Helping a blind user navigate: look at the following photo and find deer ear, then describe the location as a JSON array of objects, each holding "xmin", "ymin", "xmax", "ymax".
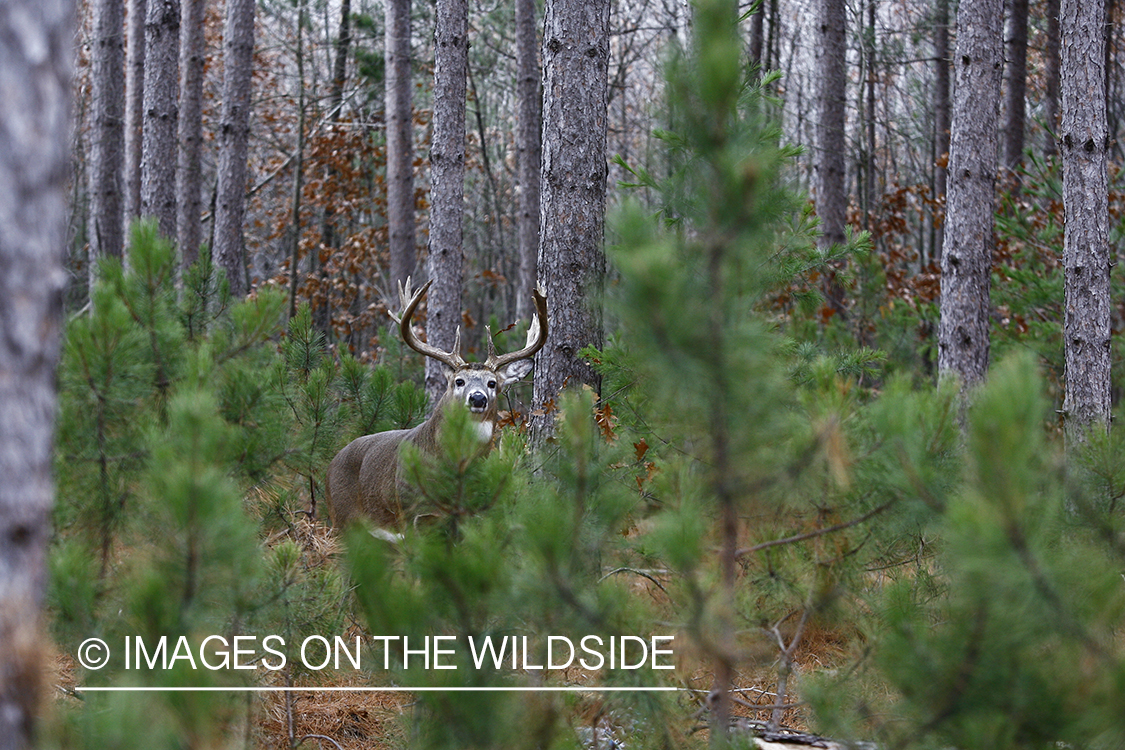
[{"xmin": 496, "ymin": 357, "xmax": 534, "ymax": 386}]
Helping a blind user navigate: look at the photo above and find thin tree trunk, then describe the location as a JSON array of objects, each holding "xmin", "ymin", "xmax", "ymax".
[
  {"xmin": 317, "ymin": 0, "xmax": 352, "ymax": 334},
  {"xmin": 288, "ymin": 0, "xmax": 308, "ymax": 320},
  {"xmin": 530, "ymin": 0, "xmax": 610, "ymax": 436},
  {"xmin": 140, "ymin": 0, "xmax": 180, "ymax": 241},
  {"xmin": 124, "ymin": 0, "xmax": 147, "ymax": 236},
  {"xmin": 0, "ymin": 3, "xmax": 72, "ymax": 749},
  {"xmin": 1061, "ymin": 0, "xmax": 1111, "ymax": 433},
  {"xmin": 425, "ymin": 0, "xmax": 468, "ymax": 402},
  {"xmin": 213, "ymin": 0, "xmax": 256, "ymax": 297},
  {"xmin": 320, "ymin": 0, "xmax": 351, "ymax": 250},
  {"xmin": 938, "ymin": 0, "xmax": 1003, "ymax": 391},
  {"xmin": 749, "ymin": 2, "xmax": 765, "ymax": 71},
  {"xmin": 177, "ymin": 0, "xmax": 205, "ymax": 268},
  {"xmin": 933, "ymin": 0, "xmax": 951, "ymax": 261},
  {"xmin": 1045, "ymin": 0, "xmax": 1061, "ymax": 156},
  {"xmin": 88, "ymin": 0, "xmax": 126, "ymax": 280},
  {"xmin": 817, "ymin": 0, "xmax": 847, "ymax": 314},
  {"xmin": 1004, "ymin": 0, "xmax": 1029, "ymax": 180},
  {"xmin": 385, "ymin": 0, "xmax": 416, "ymax": 289},
  {"xmin": 864, "ymin": 0, "xmax": 877, "ymax": 227},
  {"xmin": 515, "ymin": 0, "xmax": 542, "ymax": 320}
]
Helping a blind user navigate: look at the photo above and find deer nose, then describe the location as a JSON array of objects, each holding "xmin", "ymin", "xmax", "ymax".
[{"xmin": 468, "ymin": 392, "xmax": 488, "ymax": 410}]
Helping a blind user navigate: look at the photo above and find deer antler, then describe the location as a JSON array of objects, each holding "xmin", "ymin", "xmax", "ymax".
[
  {"xmin": 392, "ymin": 277, "xmax": 466, "ymax": 370},
  {"xmin": 487, "ymin": 284, "xmax": 549, "ymax": 370}
]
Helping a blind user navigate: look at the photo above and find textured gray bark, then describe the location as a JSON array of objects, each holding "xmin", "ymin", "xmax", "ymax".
[
  {"xmin": 938, "ymin": 0, "xmax": 1002, "ymax": 390},
  {"xmin": 177, "ymin": 0, "xmax": 205, "ymax": 267},
  {"xmin": 140, "ymin": 0, "xmax": 180, "ymax": 241},
  {"xmin": 1039, "ymin": 0, "xmax": 1057, "ymax": 158},
  {"xmin": 0, "ymin": 2, "xmax": 72, "ymax": 748},
  {"xmin": 748, "ymin": 4, "xmax": 764, "ymax": 70},
  {"xmin": 515, "ymin": 0, "xmax": 542, "ymax": 320},
  {"xmin": 863, "ymin": 0, "xmax": 877, "ymax": 223},
  {"xmin": 530, "ymin": 0, "xmax": 610, "ymax": 433},
  {"xmin": 1060, "ymin": 0, "xmax": 1111, "ymax": 432},
  {"xmin": 816, "ymin": 0, "xmax": 847, "ymax": 312},
  {"xmin": 385, "ymin": 0, "xmax": 416, "ymax": 289},
  {"xmin": 124, "ymin": 0, "xmax": 147, "ymax": 233},
  {"xmin": 88, "ymin": 0, "xmax": 126, "ymax": 274},
  {"xmin": 1045, "ymin": 0, "xmax": 1061, "ymax": 156},
  {"xmin": 213, "ymin": 0, "xmax": 256, "ymax": 297},
  {"xmin": 1003, "ymin": 0, "xmax": 1029, "ymax": 176},
  {"xmin": 424, "ymin": 0, "xmax": 468, "ymax": 402},
  {"xmin": 933, "ymin": 0, "xmax": 950, "ymax": 261}
]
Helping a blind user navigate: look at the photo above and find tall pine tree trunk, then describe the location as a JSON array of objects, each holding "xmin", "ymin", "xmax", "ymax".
[
  {"xmin": 515, "ymin": 0, "xmax": 542, "ymax": 320},
  {"xmin": 124, "ymin": 0, "xmax": 146, "ymax": 235},
  {"xmin": 177, "ymin": 0, "xmax": 205, "ymax": 268},
  {"xmin": 864, "ymin": 0, "xmax": 877, "ymax": 226},
  {"xmin": 1004, "ymin": 0, "xmax": 1029, "ymax": 180},
  {"xmin": 213, "ymin": 0, "xmax": 256, "ymax": 297},
  {"xmin": 1045, "ymin": 0, "xmax": 1061, "ymax": 156},
  {"xmin": 140, "ymin": 0, "xmax": 180, "ymax": 241},
  {"xmin": 1060, "ymin": 0, "xmax": 1110, "ymax": 433},
  {"xmin": 938, "ymin": 0, "xmax": 1002, "ymax": 391},
  {"xmin": 88, "ymin": 0, "xmax": 125, "ymax": 278},
  {"xmin": 816, "ymin": 0, "xmax": 847, "ymax": 314},
  {"xmin": 385, "ymin": 0, "xmax": 416, "ymax": 289},
  {"xmin": 933, "ymin": 0, "xmax": 951, "ymax": 261},
  {"xmin": 530, "ymin": 0, "xmax": 610, "ymax": 435},
  {"xmin": 0, "ymin": 2, "xmax": 71, "ymax": 748},
  {"xmin": 425, "ymin": 0, "xmax": 468, "ymax": 402}
]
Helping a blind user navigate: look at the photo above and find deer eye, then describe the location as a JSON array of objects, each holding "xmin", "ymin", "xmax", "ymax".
[
  {"xmin": 488, "ymin": 380, "xmax": 497, "ymax": 389},
  {"xmin": 455, "ymin": 378, "xmax": 465, "ymax": 387}
]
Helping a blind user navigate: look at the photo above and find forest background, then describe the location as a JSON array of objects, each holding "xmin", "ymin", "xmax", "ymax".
[{"xmin": 4, "ymin": 0, "xmax": 1125, "ymax": 748}]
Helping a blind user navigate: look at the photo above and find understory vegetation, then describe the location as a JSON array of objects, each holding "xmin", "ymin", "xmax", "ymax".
[{"xmin": 45, "ymin": 4, "xmax": 1125, "ymax": 749}]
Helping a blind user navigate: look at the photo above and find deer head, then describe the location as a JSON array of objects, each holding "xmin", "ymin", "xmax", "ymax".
[
  {"xmin": 392, "ymin": 277, "xmax": 548, "ymax": 429},
  {"xmin": 325, "ymin": 278, "xmax": 548, "ymax": 533}
]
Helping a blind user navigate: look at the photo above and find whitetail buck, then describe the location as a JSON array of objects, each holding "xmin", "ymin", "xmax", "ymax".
[{"xmin": 326, "ymin": 278, "xmax": 548, "ymax": 533}]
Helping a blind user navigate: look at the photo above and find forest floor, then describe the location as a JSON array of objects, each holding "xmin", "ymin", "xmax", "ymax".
[{"xmin": 48, "ymin": 516, "xmax": 852, "ymax": 750}]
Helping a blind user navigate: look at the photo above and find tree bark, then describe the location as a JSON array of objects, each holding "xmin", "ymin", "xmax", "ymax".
[
  {"xmin": 124, "ymin": 0, "xmax": 147, "ymax": 235},
  {"xmin": 1060, "ymin": 0, "xmax": 1111, "ymax": 433},
  {"xmin": 938, "ymin": 0, "xmax": 1003, "ymax": 391},
  {"xmin": 1004, "ymin": 0, "xmax": 1029, "ymax": 178},
  {"xmin": 385, "ymin": 0, "xmax": 416, "ymax": 289},
  {"xmin": 515, "ymin": 0, "xmax": 542, "ymax": 320},
  {"xmin": 140, "ymin": 0, "xmax": 180, "ymax": 242},
  {"xmin": 817, "ymin": 0, "xmax": 847, "ymax": 314},
  {"xmin": 88, "ymin": 0, "xmax": 126, "ymax": 277},
  {"xmin": 933, "ymin": 0, "xmax": 951, "ymax": 261},
  {"xmin": 1045, "ymin": 0, "xmax": 1061, "ymax": 156},
  {"xmin": 748, "ymin": 2, "xmax": 765, "ymax": 71},
  {"xmin": 864, "ymin": 0, "xmax": 877, "ymax": 226},
  {"xmin": 213, "ymin": 0, "xmax": 256, "ymax": 298},
  {"xmin": 0, "ymin": 2, "xmax": 72, "ymax": 748},
  {"xmin": 530, "ymin": 0, "xmax": 610, "ymax": 435},
  {"xmin": 177, "ymin": 0, "xmax": 206, "ymax": 268},
  {"xmin": 287, "ymin": 0, "xmax": 308, "ymax": 320},
  {"xmin": 425, "ymin": 0, "xmax": 468, "ymax": 402}
]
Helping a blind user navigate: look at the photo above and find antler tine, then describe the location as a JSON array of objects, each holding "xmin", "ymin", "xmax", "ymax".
[
  {"xmin": 393, "ymin": 277, "xmax": 465, "ymax": 370},
  {"xmin": 488, "ymin": 285, "xmax": 549, "ymax": 370},
  {"xmin": 484, "ymin": 325, "xmax": 497, "ymax": 361}
]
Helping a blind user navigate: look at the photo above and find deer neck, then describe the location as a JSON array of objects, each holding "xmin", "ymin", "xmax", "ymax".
[{"xmin": 414, "ymin": 395, "xmax": 496, "ymax": 450}]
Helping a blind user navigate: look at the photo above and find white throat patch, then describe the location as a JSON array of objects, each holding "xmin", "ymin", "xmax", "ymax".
[{"xmin": 475, "ymin": 420, "xmax": 495, "ymax": 443}]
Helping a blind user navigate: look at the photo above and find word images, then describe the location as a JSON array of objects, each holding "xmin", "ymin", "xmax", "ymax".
[{"xmin": 105, "ymin": 634, "xmax": 676, "ymax": 674}]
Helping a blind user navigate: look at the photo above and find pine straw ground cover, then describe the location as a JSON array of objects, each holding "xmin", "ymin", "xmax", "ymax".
[
  {"xmin": 246, "ymin": 518, "xmax": 852, "ymax": 749},
  {"xmin": 47, "ymin": 516, "xmax": 854, "ymax": 749}
]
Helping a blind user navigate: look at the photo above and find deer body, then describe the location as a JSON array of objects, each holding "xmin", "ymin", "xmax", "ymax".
[{"xmin": 325, "ymin": 279, "xmax": 548, "ymax": 532}]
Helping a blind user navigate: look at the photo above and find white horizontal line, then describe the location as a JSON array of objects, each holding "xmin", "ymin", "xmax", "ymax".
[{"xmin": 75, "ymin": 686, "xmax": 680, "ymax": 693}]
